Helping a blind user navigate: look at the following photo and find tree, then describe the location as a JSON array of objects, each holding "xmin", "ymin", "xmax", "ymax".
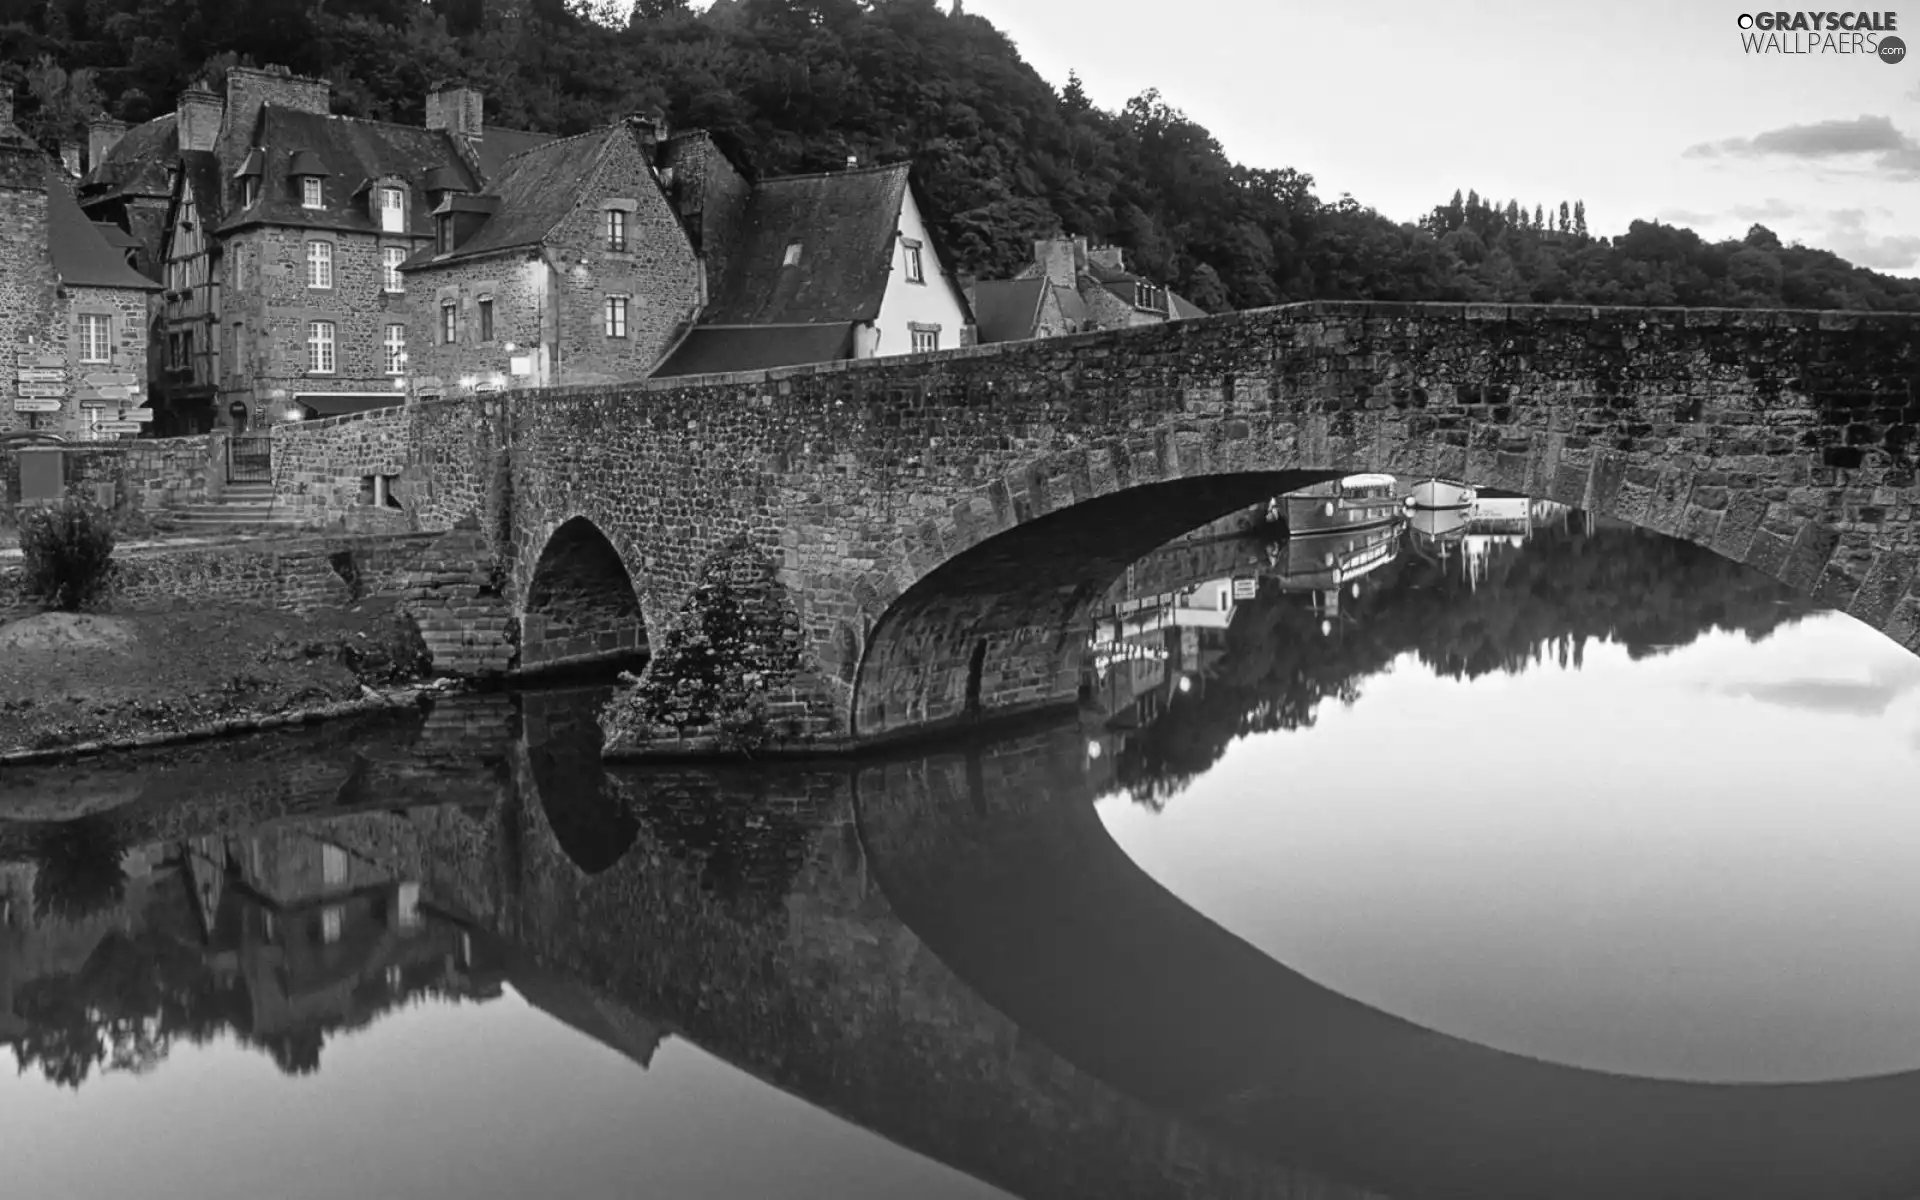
[
  {"xmin": 1534, "ymin": 203, "xmax": 1546, "ymax": 230},
  {"xmin": 1558, "ymin": 199, "xmax": 1571, "ymax": 232},
  {"xmin": 1572, "ymin": 199, "xmax": 1588, "ymax": 238}
]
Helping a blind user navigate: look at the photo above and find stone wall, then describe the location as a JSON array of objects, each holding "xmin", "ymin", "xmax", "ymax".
[
  {"xmin": 271, "ymin": 404, "xmax": 410, "ymax": 529},
  {"xmin": 396, "ymin": 519, "xmax": 515, "ymax": 677},
  {"xmin": 490, "ymin": 301, "xmax": 1920, "ymax": 748},
  {"xmin": 0, "ymin": 531, "xmax": 437, "ymax": 611},
  {"xmin": 1, "ymin": 436, "xmax": 213, "ymax": 522}
]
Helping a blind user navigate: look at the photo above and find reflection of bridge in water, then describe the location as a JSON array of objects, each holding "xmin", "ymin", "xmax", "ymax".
[{"xmin": 10, "ymin": 689, "xmax": 1920, "ymax": 1199}]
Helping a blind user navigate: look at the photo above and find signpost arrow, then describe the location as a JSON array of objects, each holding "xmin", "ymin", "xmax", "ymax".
[
  {"xmin": 12, "ymin": 397, "xmax": 62, "ymax": 413},
  {"xmin": 120, "ymin": 408, "xmax": 154, "ymax": 424},
  {"xmin": 16, "ymin": 384, "xmax": 66, "ymax": 399},
  {"xmin": 16, "ymin": 368, "xmax": 65, "ymax": 383},
  {"xmin": 81, "ymin": 371, "xmax": 138, "ymax": 387},
  {"xmin": 94, "ymin": 421, "xmax": 141, "ymax": 434}
]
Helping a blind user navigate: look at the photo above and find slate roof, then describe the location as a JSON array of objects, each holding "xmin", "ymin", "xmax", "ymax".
[
  {"xmin": 47, "ymin": 165, "xmax": 160, "ymax": 289},
  {"xmin": 971, "ymin": 277, "xmax": 1046, "ymax": 343},
  {"xmin": 652, "ymin": 323, "xmax": 855, "ymax": 378},
  {"xmin": 471, "ymin": 126, "xmax": 560, "ymax": 180},
  {"xmin": 700, "ymin": 163, "xmax": 911, "ymax": 325},
  {"xmin": 80, "ymin": 114, "xmax": 178, "ymax": 200},
  {"xmin": 407, "ymin": 128, "xmax": 618, "ymax": 268},
  {"xmin": 1169, "ymin": 291, "xmax": 1207, "ymax": 320},
  {"xmin": 218, "ymin": 106, "xmax": 478, "ymax": 236}
]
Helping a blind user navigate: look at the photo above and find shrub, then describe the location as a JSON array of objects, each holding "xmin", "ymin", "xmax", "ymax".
[
  {"xmin": 17, "ymin": 498, "xmax": 115, "ymax": 612},
  {"xmin": 602, "ymin": 580, "xmax": 780, "ymax": 752}
]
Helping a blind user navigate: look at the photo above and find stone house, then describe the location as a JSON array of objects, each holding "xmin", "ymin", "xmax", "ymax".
[
  {"xmin": 652, "ymin": 160, "xmax": 976, "ymax": 378},
  {"xmin": 400, "ymin": 119, "xmax": 704, "ymax": 394},
  {"xmin": 0, "ymin": 93, "xmax": 160, "ymax": 442},
  {"xmin": 83, "ymin": 67, "xmax": 556, "ymax": 433},
  {"xmin": 968, "ymin": 235, "xmax": 1205, "ymax": 345}
]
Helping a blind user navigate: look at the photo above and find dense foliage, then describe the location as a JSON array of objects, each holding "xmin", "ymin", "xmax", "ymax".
[
  {"xmin": 1107, "ymin": 518, "xmax": 1819, "ymax": 809},
  {"xmin": 4, "ymin": 0, "xmax": 1915, "ymax": 313},
  {"xmin": 17, "ymin": 497, "xmax": 115, "ymax": 611}
]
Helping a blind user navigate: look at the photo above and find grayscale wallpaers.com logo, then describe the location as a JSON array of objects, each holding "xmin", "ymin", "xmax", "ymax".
[{"xmin": 1735, "ymin": 11, "xmax": 1905, "ymax": 59}]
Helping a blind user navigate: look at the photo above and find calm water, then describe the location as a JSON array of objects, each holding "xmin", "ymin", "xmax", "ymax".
[{"xmin": 4, "ymin": 500, "xmax": 1919, "ymax": 1200}]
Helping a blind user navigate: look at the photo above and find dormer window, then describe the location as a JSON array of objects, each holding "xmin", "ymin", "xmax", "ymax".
[
  {"xmin": 242, "ymin": 178, "xmax": 259, "ymax": 208},
  {"xmin": 436, "ymin": 215, "xmax": 452, "ymax": 255},
  {"xmin": 783, "ymin": 241, "xmax": 802, "ymax": 267},
  {"xmin": 288, "ymin": 149, "xmax": 331, "ymax": 210},
  {"xmin": 1132, "ymin": 282, "xmax": 1164, "ymax": 312},
  {"xmin": 235, "ymin": 149, "xmax": 265, "ymax": 210},
  {"xmin": 379, "ymin": 185, "xmax": 405, "ymax": 233}
]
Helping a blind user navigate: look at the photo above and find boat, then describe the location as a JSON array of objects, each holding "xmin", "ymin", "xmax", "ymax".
[
  {"xmin": 1405, "ymin": 477, "xmax": 1477, "ymax": 510},
  {"xmin": 1279, "ymin": 473, "xmax": 1401, "ymax": 537},
  {"xmin": 1274, "ymin": 520, "xmax": 1403, "ymax": 593}
]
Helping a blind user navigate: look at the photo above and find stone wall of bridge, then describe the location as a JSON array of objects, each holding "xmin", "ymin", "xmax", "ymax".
[{"xmin": 489, "ymin": 301, "xmax": 1920, "ymax": 747}]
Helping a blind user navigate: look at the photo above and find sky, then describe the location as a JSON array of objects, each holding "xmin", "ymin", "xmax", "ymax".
[{"xmin": 948, "ymin": 0, "xmax": 1920, "ymax": 274}]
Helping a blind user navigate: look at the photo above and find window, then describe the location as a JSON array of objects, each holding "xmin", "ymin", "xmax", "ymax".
[
  {"xmin": 436, "ymin": 215, "xmax": 452, "ymax": 255},
  {"xmin": 301, "ymin": 176, "xmax": 323, "ymax": 209},
  {"xmin": 783, "ymin": 240, "xmax": 802, "ymax": 267},
  {"xmin": 606, "ymin": 208, "xmax": 627, "ymax": 252},
  {"xmin": 477, "ymin": 297, "xmax": 494, "ymax": 342},
  {"xmin": 307, "ymin": 321, "xmax": 335, "ymax": 373},
  {"xmin": 440, "ymin": 302, "xmax": 457, "ymax": 345},
  {"xmin": 604, "ymin": 296, "xmax": 628, "ymax": 338},
  {"xmin": 241, "ymin": 177, "xmax": 259, "ymax": 208},
  {"xmin": 384, "ymin": 324, "xmax": 406, "ymax": 375},
  {"xmin": 911, "ymin": 326, "xmax": 939, "ymax": 354},
  {"xmin": 321, "ymin": 906, "xmax": 343, "ymax": 945},
  {"xmin": 306, "ymin": 240, "xmax": 333, "ymax": 289},
  {"xmin": 902, "ymin": 238, "xmax": 924, "ymax": 283},
  {"xmin": 383, "ymin": 246, "xmax": 406, "ymax": 293},
  {"xmin": 323, "ymin": 845, "xmax": 348, "ymax": 887},
  {"xmin": 379, "ymin": 186, "xmax": 405, "ymax": 233},
  {"xmin": 77, "ymin": 314, "xmax": 110, "ymax": 363}
]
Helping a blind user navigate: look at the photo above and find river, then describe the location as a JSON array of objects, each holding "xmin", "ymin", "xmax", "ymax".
[{"xmin": 2, "ymin": 498, "xmax": 1916, "ymax": 1200}]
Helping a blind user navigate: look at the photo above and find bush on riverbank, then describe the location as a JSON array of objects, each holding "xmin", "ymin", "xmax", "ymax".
[{"xmin": 17, "ymin": 498, "xmax": 115, "ymax": 612}]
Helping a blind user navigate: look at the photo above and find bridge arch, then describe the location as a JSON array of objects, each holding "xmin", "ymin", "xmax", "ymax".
[
  {"xmin": 848, "ymin": 426, "xmax": 1918, "ymax": 741},
  {"xmin": 520, "ymin": 515, "xmax": 650, "ymax": 675}
]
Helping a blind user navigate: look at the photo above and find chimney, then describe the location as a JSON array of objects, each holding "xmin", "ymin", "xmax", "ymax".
[
  {"xmin": 1087, "ymin": 243, "xmax": 1125, "ymax": 272},
  {"xmin": 426, "ymin": 84, "xmax": 485, "ymax": 141},
  {"xmin": 58, "ymin": 142, "xmax": 81, "ymax": 177},
  {"xmin": 89, "ymin": 116, "xmax": 129, "ymax": 170},
  {"xmin": 846, "ymin": 154, "xmax": 858, "ymax": 170},
  {"xmin": 219, "ymin": 65, "xmax": 331, "ymax": 174},
  {"xmin": 1033, "ymin": 237, "xmax": 1077, "ymax": 289},
  {"xmin": 177, "ymin": 81, "xmax": 222, "ymax": 154}
]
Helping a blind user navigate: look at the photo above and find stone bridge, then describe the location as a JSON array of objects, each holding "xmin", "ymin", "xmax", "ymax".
[{"xmin": 375, "ymin": 301, "xmax": 1920, "ymax": 747}]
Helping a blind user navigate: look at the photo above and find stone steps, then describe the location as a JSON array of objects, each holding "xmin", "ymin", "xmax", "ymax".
[{"xmin": 160, "ymin": 484, "xmax": 309, "ymax": 529}]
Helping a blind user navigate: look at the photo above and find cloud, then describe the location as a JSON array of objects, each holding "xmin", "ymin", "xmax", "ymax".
[
  {"xmin": 1683, "ymin": 115, "xmax": 1920, "ymax": 177},
  {"xmin": 1723, "ymin": 679, "xmax": 1904, "ymax": 716},
  {"xmin": 1820, "ymin": 208, "xmax": 1920, "ymax": 268}
]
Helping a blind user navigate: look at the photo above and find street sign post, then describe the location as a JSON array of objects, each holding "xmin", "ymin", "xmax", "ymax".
[
  {"xmin": 121, "ymin": 408, "xmax": 154, "ymax": 424},
  {"xmin": 94, "ymin": 421, "xmax": 141, "ymax": 434},
  {"xmin": 12, "ymin": 397, "xmax": 62, "ymax": 413},
  {"xmin": 16, "ymin": 367, "xmax": 65, "ymax": 383},
  {"xmin": 16, "ymin": 384, "xmax": 66, "ymax": 399}
]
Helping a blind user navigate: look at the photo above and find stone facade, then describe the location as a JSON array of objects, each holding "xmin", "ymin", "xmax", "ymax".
[
  {"xmin": 226, "ymin": 224, "xmax": 419, "ymax": 420},
  {"xmin": 405, "ymin": 126, "xmax": 703, "ymax": 392},
  {"xmin": 0, "ymin": 133, "xmax": 56, "ymax": 439}
]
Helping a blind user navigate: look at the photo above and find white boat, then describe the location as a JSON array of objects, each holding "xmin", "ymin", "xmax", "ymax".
[
  {"xmin": 1405, "ymin": 477, "xmax": 1477, "ymax": 510},
  {"xmin": 1280, "ymin": 473, "xmax": 1401, "ymax": 537}
]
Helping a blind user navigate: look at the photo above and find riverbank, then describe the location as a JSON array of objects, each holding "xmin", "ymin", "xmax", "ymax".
[{"xmin": 0, "ymin": 596, "xmax": 443, "ymax": 761}]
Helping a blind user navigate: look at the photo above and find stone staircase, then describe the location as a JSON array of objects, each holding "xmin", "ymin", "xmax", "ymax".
[{"xmin": 162, "ymin": 482, "xmax": 309, "ymax": 529}]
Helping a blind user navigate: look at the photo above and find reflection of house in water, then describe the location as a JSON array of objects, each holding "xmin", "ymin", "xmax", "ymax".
[{"xmin": 1, "ymin": 826, "xmax": 508, "ymax": 1083}]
